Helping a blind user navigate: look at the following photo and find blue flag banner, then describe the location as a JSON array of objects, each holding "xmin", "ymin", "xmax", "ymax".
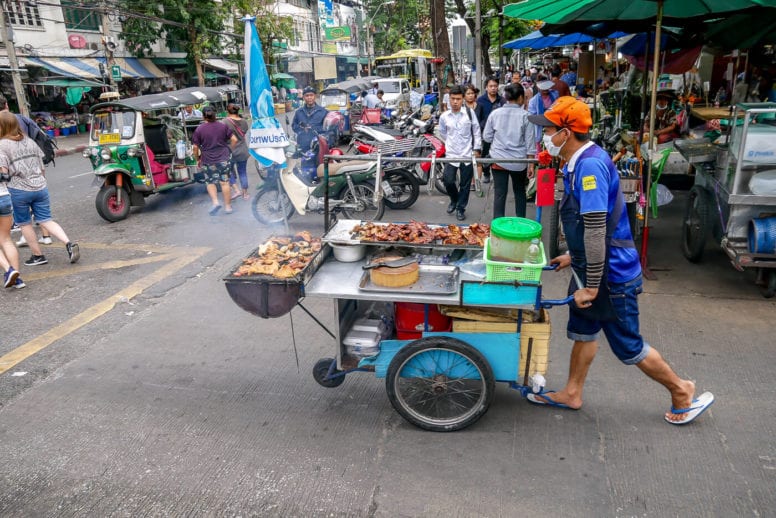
[{"xmin": 244, "ymin": 16, "xmax": 288, "ymax": 166}]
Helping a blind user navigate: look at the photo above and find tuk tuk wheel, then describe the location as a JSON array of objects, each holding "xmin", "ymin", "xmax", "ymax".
[
  {"xmin": 95, "ymin": 184, "xmax": 130, "ymax": 222},
  {"xmin": 758, "ymin": 270, "xmax": 776, "ymax": 299},
  {"xmin": 312, "ymin": 358, "xmax": 345, "ymax": 388},
  {"xmin": 385, "ymin": 337, "xmax": 495, "ymax": 432},
  {"xmin": 681, "ymin": 186, "xmax": 711, "ymax": 263}
]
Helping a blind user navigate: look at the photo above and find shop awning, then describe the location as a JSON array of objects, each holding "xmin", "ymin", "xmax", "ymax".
[
  {"xmin": 96, "ymin": 57, "xmax": 167, "ymax": 79},
  {"xmin": 22, "ymin": 57, "xmax": 100, "ymax": 79},
  {"xmin": 203, "ymin": 58, "xmax": 240, "ymax": 74},
  {"xmin": 152, "ymin": 57, "xmax": 188, "ymax": 66},
  {"xmin": 22, "ymin": 56, "xmax": 166, "ymax": 79},
  {"xmin": 27, "ymin": 77, "xmax": 106, "ymax": 87}
]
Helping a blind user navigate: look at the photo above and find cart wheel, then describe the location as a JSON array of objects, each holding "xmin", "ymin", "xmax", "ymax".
[
  {"xmin": 759, "ymin": 270, "xmax": 776, "ymax": 298},
  {"xmin": 681, "ymin": 186, "xmax": 711, "ymax": 263},
  {"xmin": 548, "ymin": 200, "xmax": 566, "ymax": 259},
  {"xmin": 312, "ymin": 358, "xmax": 345, "ymax": 388},
  {"xmin": 385, "ymin": 337, "xmax": 495, "ymax": 432}
]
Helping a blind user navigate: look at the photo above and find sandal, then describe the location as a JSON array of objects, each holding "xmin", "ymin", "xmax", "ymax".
[{"xmin": 242, "ymin": 191, "xmax": 250, "ymax": 200}]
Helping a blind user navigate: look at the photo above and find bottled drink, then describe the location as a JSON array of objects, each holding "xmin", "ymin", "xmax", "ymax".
[
  {"xmin": 176, "ymin": 140, "xmax": 186, "ymax": 160},
  {"xmin": 525, "ymin": 238, "xmax": 541, "ymax": 264}
]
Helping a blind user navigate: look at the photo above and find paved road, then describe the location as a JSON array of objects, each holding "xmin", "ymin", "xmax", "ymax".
[{"xmin": 1, "ymin": 153, "xmax": 774, "ymax": 516}]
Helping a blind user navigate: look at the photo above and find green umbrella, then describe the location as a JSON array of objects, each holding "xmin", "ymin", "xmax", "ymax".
[{"xmin": 504, "ymin": 0, "xmax": 776, "ymax": 274}]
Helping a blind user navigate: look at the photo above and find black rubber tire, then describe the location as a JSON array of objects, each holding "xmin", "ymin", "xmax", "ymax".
[
  {"xmin": 339, "ymin": 181, "xmax": 385, "ymax": 220},
  {"xmin": 95, "ymin": 184, "xmax": 130, "ymax": 222},
  {"xmin": 383, "ymin": 168, "xmax": 421, "ymax": 210},
  {"xmin": 433, "ymin": 163, "xmax": 447, "ymax": 195},
  {"xmin": 312, "ymin": 358, "xmax": 345, "ymax": 388},
  {"xmin": 681, "ymin": 185, "xmax": 711, "ymax": 263},
  {"xmin": 385, "ymin": 337, "xmax": 495, "ymax": 432},
  {"xmin": 548, "ymin": 200, "xmax": 566, "ymax": 259},
  {"xmin": 254, "ymin": 158, "xmax": 269, "ymax": 181},
  {"xmin": 251, "ymin": 187, "xmax": 295, "ymax": 225},
  {"xmin": 759, "ymin": 270, "xmax": 776, "ymax": 299}
]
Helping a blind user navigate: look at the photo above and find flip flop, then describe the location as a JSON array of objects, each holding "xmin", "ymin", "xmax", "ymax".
[
  {"xmin": 526, "ymin": 391, "xmax": 576, "ymax": 410},
  {"xmin": 209, "ymin": 205, "xmax": 222, "ymax": 216},
  {"xmin": 664, "ymin": 391, "xmax": 715, "ymax": 425},
  {"xmin": 224, "ymin": 208, "xmax": 233, "ymax": 214}
]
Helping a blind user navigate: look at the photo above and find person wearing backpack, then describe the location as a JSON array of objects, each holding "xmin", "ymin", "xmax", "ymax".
[
  {"xmin": 0, "ymin": 112, "xmax": 79, "ymax": 267},
  {"xmin": 438, "ymin": 85, "xmax": 482, "ymax": 221},
  {"xmin": 0, "ymin": 95, "xmax": 54, "ymax": 247},
  {"xmin": 222, "ymin": 104, "xmax": 251, "ymax": 201}
]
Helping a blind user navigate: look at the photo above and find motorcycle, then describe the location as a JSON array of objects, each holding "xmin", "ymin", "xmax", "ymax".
[
  {"xmin": 350, "ymin": 111, "xmax": 447, "ymax": 196},
  {"xmin": 251, "ymin": 135, "xmax": 385, "ymax": 225}
]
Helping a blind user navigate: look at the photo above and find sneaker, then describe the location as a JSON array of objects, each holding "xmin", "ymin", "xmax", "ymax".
[
  {"xmin": 11, "ymin": 223, "xmax": 20, "ymax": 233},
  {"xmin": 16, "ymin": 235, "xmax": 28, "ymax": 247},
  {"xmin": 24, "ymin": 254, "xmax": 48, "ymax": 266},
  {"xmin": 38, "ymin": 236, "xmax": 53, "ymax": 245},
  {"xmin": 66, "ymin": 242, "xmax": 80, "ymax": 264},
  {"xmin": 446, "ymin": 202, "xmax": 456, "ymax": 214},
  {"xmin": 4, "ymin": 267, "xmax": 19, "ymax": 288},
  {"xmin": 482, "ymin": 174, "xmax": 491, "ymax": 184},
  {"xmin": 456, "ymin": 209, "xmax": 466, "ymax": 221},
  {"xmin": 14, "ymin": 277, "xmax": 26, "ymax": 289}
]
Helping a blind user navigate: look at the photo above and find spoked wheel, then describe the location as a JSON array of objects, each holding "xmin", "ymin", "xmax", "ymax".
[
  {"xmin": 758, "ymin": 269, "xmax": 776, "ymax": 299},
  {"xmin": 339, "ymin": 181, "xmax": 385, "ymax": 220},
  {"xmin": 251, "ymin": 188, "xmax": 295, "ymax": 224},
  {"xmin": 95, "ymin": 184, "xmax": 130, "ymax": 222},
  {"xmin": 681, "ymin": 185, "xmax": 711, "ymax": 262},
  {"xmin": 548, "ymin": 199, "xmax": 566, "ymax": 259},
  {"xmin": 382, "ymin": 168, "xmax": 420, "ymax": 210},
  {"xmin": 313, "ymin": 358, "xmax": 345, "ymax": 388},
  {"xmin": 385, "ymin": 337, "xmax": 495, "ymax": 432}
]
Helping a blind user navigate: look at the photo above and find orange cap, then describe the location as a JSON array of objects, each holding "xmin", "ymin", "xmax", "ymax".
[{"xmin": 528, "ymin": 96, "xmax": 593, "ymax": 133}]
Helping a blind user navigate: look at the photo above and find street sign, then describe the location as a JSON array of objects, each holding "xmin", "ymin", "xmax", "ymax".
[{"xmin": 111, "ymin": 65, "xmax": 121, "ymax": 81}]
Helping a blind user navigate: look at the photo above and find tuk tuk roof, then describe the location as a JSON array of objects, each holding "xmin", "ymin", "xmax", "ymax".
[
  {"xmin": 326, "ymin": 78, "xmax": 374, "ymax": 94},
  {"xmin": 89, "ymin": 85, "xmax": 238, "ymax": 113}
]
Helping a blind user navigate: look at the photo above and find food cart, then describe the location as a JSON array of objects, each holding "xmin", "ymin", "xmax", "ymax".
[
  {"xmin": 224, "ymin": 220, "xmax": 573, "ymax": 432},
  {"xmin": 676, "ymin": 102, "xmax": 776, "ymax": 297}
]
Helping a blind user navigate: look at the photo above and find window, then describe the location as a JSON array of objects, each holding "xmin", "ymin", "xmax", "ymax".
[
  {"xmin": 61, "ymin": 1, "xmax": 100, "ymax": 31},
  {"xmin": 6, "ymin": 0, "xmax": 42, "ymax": 27}
]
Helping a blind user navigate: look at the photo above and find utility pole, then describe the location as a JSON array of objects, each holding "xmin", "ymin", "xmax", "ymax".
[
  {"xmin": 100, "ymin": 1, "xmax": 116, "ymax": 89},
  {"xmin": 474, "ymin": 0, "xmax": 482, "ymax": 91},
  {"xmin": 1, "ymin": 1, "xmax": 30, "ymax": 116}
]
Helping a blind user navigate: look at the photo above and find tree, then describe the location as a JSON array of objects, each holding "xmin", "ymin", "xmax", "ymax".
[{"xmin": 117, "ymin": 1, "xmax": 291, "ymax": 86}]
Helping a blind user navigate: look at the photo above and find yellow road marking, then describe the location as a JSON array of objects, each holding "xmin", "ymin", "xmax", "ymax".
[
  {"xmin": 24, "ymin": 254, "xmax": 177, "ymax": 281},
  {"xmin": 0, "ymin": 246, "xmax": 211, "ymax": 375}
]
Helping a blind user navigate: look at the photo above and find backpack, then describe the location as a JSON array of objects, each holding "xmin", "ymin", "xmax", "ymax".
[{"xmin": 33, "ymin": 127, "xmax": 58, "ymax": 166}]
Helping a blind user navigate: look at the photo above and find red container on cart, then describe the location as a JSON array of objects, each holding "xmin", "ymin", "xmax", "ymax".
[{"xmin": 394, "ymin": 302, "xmax": 452, "ymax": 340}]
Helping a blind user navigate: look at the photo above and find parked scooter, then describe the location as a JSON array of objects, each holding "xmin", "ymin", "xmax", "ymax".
[{"xmin": 251, "ymin": 137, "xmax": 385, "ymax": 225}]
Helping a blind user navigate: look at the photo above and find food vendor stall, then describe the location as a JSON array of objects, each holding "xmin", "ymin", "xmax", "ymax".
[
  {"xmin": 677, "ymin": 102, "xmax": 776, "ymax": 297},
  {"xmin": 224, "ymin": 215, "xmax": 575, "ymax": 432}
]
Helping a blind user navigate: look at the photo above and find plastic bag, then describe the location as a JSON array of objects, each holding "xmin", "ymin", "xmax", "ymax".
[{"xmin": 656, "ymin": 184, "xmax": 674, "ymax": 206}]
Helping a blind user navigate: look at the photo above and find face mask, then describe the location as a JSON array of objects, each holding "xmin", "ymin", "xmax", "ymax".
[
  {"xmin": 543, "ymin": 129, "xmax": 567, "ymax": 157},
  {"xmin": 656, "ymin": 102, "xmax": 668, "ymax": 110}
]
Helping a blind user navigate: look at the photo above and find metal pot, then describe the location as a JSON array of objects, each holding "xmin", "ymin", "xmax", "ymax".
[{"xmin": 331, "ymin": 243, "xmax": 367, "ymax": 262}]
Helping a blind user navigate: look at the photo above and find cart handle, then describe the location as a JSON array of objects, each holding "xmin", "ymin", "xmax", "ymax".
[{"xmin": 540, "ymin": 295, "xmax": 574, "ymax": 309}]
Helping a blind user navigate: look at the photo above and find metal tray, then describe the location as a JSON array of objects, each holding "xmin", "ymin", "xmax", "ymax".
[
  {"xmin": 674, "ymin": 138, "xmax": 717, "ymax": 164},
  {"xmin": 323, "ymin": 219, "xmax": 486, "ymax": 250},
  {"xmin": 358, "ymin": 264, "xmax": 459, "ymax": 294}
]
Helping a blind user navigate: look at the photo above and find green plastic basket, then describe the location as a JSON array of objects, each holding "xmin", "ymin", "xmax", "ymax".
[{"xmin": 484, "ymin": 238, "xmax": 546, "ymax": 282}]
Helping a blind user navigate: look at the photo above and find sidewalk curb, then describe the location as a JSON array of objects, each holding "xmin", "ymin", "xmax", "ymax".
[{"xmin": 56, "ymin": 145, "xmax": 87, "ymax": 158}]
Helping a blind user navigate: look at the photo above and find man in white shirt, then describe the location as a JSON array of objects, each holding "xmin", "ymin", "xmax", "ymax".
[
  {"xmin": 438, "ymin": 85, "xmax": 482, "ymax": 221},
  {"xmin": 364, "ymin": 90, "xmax": 382, "ymax": 108}
]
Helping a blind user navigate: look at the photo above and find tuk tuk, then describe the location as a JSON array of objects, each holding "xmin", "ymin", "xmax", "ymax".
[
  {"xmin": 320, "ymin": 78, "xmax": 379, "ymax": 140},
  {"xmin": 85, "ymin": 92, "xmax": 197, "ymax": 222}
]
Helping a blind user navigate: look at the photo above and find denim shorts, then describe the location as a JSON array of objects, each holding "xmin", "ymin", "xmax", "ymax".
[
  {"xmin": 567, "ymin": 275, "xmax": 650, "ymax": 365},
  {"xmin": 0, "ymin": 195, "xmax": 12, "ymax": 217},
  {"xmin": 8, "ymin": 187, "xmax": 52, "ymax": 225},
  {"xmin": 201, "ymin": 161, "xmax": 231, "ymax": 185}
]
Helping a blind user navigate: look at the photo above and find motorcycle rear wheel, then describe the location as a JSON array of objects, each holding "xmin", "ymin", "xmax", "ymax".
[
  {"xmin": 339, "ymin": 181, "xmax": 384, "ymax": 220},
  {"xmin": 383, "ymin": 168, "xmax": 420, "ymax": 210}
]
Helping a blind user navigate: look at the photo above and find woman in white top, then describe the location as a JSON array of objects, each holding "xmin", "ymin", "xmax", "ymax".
[{"xmin": 0, "ymin": 112, "xmax": 79, "ymax": 269}]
